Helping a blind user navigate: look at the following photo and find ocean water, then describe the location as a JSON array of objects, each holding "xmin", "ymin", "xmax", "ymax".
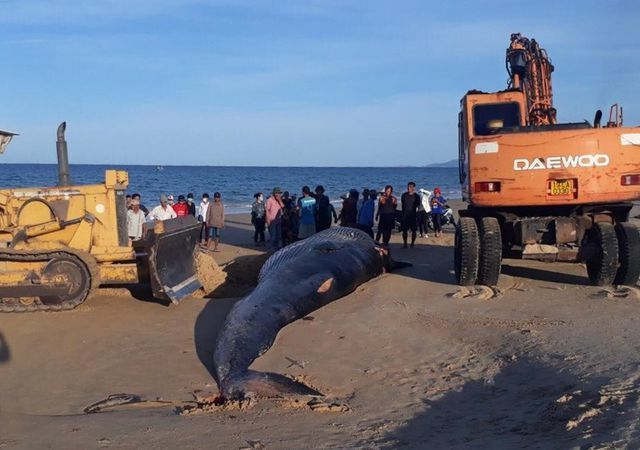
[{"xmin": 0, "ymin": 164, "xmax": 460, "ymax": 213}]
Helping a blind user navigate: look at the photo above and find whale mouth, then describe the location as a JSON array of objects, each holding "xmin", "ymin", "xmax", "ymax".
[{"xmin": 223, "ymin": 370, "xmax": 323, "ymax": 400}]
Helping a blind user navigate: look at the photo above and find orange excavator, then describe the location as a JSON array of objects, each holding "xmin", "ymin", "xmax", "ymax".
[{"xmin": 455, "ymin": 33, "xmax": 640, "ymax": 287}]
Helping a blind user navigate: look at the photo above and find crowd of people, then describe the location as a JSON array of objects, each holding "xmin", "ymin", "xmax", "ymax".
[
  {"xmin": 125, "ymin": 182, "xmax": 452, "ymax": 254},
  {"xmin": 125, "ymin": 191, "xmax": 226, "ymax": 252},
  {"xmin": 250, "ymin": 182, "xmax": 452, "ymax": 252}
]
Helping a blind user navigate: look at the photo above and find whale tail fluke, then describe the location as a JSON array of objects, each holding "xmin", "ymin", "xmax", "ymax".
[{"xmin": 225, "ymin": 370, "xmax": 323, "ymax": 399}]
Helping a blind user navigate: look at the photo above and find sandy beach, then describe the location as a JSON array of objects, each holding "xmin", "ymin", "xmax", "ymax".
[{"xmin": 2, "ymin": 201, "xmax": 640, "ymax": 448}]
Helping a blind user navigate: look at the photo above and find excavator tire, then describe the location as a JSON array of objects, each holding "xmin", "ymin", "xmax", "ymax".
[
  {"xmin": 586, "ymin": 222, "xmax": 619, "ymax": 286},
  {"xmin": 478, "ymin": 217, "xmax": 502, "ymax": 286},
  {"xmin": 455, "ymin": 217, "xmax": 480, "ymax": 286},
  {"xmin": 614, "ymin": 222, "xmax": 640, "ymax": 286}
]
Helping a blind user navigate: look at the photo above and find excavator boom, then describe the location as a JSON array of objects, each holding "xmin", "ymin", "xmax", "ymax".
[{"xmin": 506, "ymin": 33, "xmax": 556, "ymax": 126}]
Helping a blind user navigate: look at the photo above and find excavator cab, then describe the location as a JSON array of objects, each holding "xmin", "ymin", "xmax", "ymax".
[{"xmin": 457, "ymin": 90, "xmax": 527, "ymax": 201}]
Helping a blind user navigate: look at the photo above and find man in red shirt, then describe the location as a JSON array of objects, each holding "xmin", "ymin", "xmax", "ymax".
[{"xmin": 173, "ymin": 195, "xmax": 189, "ymax": 217}]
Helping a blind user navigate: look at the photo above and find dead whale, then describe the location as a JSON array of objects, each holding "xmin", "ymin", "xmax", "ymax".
[{"xmin": 213, "ymin": 227, "xmax": 411, "ymax": 399}]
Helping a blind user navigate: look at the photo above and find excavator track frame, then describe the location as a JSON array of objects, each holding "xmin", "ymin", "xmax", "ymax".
[{"xmin": 0, "ymin": 249, "xmax": 98, "ymax": 313}]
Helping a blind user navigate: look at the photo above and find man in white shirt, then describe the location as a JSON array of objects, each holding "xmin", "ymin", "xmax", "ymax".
[
  {"xmin": 147, "ymin": 194, "xmax": 177, "ymax": 221},
  {"xmin": 417, "ymin": 188, "xmax": 432, "ymax": 238},
  {"xmin": 198, "ymin": 193, "xmax": 210, "ymax": 245},
  {"xmin": 127, "ymin": 199, "xmax": 146, "ymax": 243}
]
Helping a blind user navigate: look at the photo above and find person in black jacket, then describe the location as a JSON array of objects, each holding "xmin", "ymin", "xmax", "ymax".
[
  {"xmin": 314, "ymin": 185, "xmax": 338, "ymax": 232},
  {"xmin": 377, "ymin": 185, "xmax": 397, "ymax": 246},
  {"xmin": 400, "ymin": 182, "xmax": 421, "ymax": 248},
  {"xmin": 186, "ymin": 193, "xmax": 197, "ymax": 216}
]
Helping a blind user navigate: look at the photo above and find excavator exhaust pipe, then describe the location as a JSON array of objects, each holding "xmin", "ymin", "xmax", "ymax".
[{"xmin": 56, "ymin": 122, "xmax": 71, "ymax": 187}]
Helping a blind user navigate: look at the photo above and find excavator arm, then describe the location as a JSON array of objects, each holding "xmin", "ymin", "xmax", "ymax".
[{"xmin": 506, "ymin": 33, "xmax": 557, "ymax": 126}]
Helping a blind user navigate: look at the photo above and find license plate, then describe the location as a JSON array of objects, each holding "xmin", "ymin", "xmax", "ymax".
[{"xmin": 550, "ymin": 180, "xmax": 573, "ymax": 196}]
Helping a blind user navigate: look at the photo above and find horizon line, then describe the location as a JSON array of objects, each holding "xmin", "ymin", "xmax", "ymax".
[{"xmin": 0, "ymin": 162, "xmax": 457, "ymax": 169}]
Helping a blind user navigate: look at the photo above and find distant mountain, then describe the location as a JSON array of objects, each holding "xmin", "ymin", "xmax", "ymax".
[{"xmin": 425, "ymin": 159, "xmax": 458, "ymax": 168}]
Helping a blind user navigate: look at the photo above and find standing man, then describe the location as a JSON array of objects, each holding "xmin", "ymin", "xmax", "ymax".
[
  {"xmin": 186, "ymin": 193, "xmax": 197, "ymax": 217},
  {"xmin": 131, "ymin": 193, "xmax": 148, "ymax": 215},
  {"xmin": 147, "ymin": 194, "xmax": 177, "ymax": 221},
  {"xmin": 417, "ymin": 188, "xmax": 432, "ymax": 238},
  {"xmin": 297, "ymin": 186, "xmax": 317, "ymax": 239},
  {"xmin": 356, "ymin": 189, "xmax": 375, "ymax": 238},
  {"xmin": 251, "ymin": 192, "xmax": 266, "ymax": 245},
  {"xmin": 400, "ymin": 181, "xmax": 421, "ymax": 248},
  {"xmin": 314, "ymin": 185, "xmax": 337, "ymax": 232},
  {"xmin": 206, "ymin": 192, "xmax": 224, "ymax": 252},
  {"xmin": 338, "ymin": 189, "xmax": 359, "ymax": 228},
  {"xmin": 198, "ymin": 193, "xmax": 210, "ymax": 246},
  {"xmin": 377, "ymin": 185, "xmax": 397, "ymax": 247},
  {"xmin": 173, "ymin": 195, "xmax": 189, "ymax": 217},
  {"xmin": 127, "ymin": 198, "xmax": 146, "ymax": 243},
  {"xmin": 266, "ymin": 187, "xmax": 285, "ymax": 252}
]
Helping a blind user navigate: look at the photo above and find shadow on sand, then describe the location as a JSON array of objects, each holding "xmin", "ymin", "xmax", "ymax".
[
  {"xmin": 379, "ymin": 356, "xmax": 636, "ymax": 448},
  {"xmin": 194, "ymin": 297, "xmax": 242, "ymax": 383},
  {"xmin": 386, "ymin": 240, "xmax": 457, "ymax": 286},
  {"xmin": 193, "ymin": 252, "xmax": 268, "ymax": 382},
  {"xmin": 0, "ymin": 332, "xmax": 10, "ymax": 364},
  {"xmin": 501, "ymin": 264, "xmax": 590, "ymax": 286}
]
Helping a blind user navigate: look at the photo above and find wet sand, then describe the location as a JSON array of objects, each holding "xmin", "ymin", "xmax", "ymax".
[{"xmin": 2, "ymin": 202, "xmax": 640, "ymax": 448}]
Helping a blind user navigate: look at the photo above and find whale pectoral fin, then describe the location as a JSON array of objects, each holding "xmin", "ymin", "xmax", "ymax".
[
  {"xmin": 376, "ymin": 246, "xmax": 412, "ymax": 273},
  {"xmin": 317, "ymin": 277, "xmax": 335, "ymax": 294},
  {"xmin": 230, "ymin": 370, "xmax": 323, "ymax": 399},
  {"xmin": 390, "ymin": 259, "xmax": 413, "ymax": 271}
]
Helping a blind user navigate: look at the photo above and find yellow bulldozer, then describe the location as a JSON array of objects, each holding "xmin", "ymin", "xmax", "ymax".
[{"xmin": 0, "ymin": 122, "xmax": 217, "ymax": 312}]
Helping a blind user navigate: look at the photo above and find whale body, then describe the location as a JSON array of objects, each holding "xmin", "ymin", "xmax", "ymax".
[{"xmin": 213, "ymin": 227, "xmax": 410, "ymax": 399}]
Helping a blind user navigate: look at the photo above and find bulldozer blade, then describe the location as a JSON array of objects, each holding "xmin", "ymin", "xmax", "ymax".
[{"xmin": 147, "ymin": 216, "xmax": 202, "ymax": 304}]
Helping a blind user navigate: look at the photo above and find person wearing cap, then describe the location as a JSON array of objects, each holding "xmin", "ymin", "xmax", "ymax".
[
  {"xmin": 266, "ymin": 187, "xmax": 285, "ymax": 252},
  {"xmin": 206, "ymin": 192, "xmax": 225, "ymax": 252},
  {"xmin": 167, "ymin": 194, "xmax": 175, "ymax": 207},
  {"xmin": 173, "ymin": 195, "xmax": 189, "ymax": 217},
  {"xmin": 147, "ymin": 194, "xmax": 177, "ymax": 221},
  {"xmin": 297, "ymin": 186, "xmax": 317, "ymax": 239},
  {"xmin": 127, "ymin": 198, "xmax": 146, "ymax": 243},
  {"xmin": 186, "ymin": 193, "xmax": 196, "ymax": 217},
  {"xmin": 430, "ymin": 187, "xmax": 447, "ymax": 237},
  {"xmin": 198, "ymin": 193, "xmax": 210, "ymax": 245},
  {"xmin": 314, "ymin": 185, "xmax": 337, "ymax": 232}
]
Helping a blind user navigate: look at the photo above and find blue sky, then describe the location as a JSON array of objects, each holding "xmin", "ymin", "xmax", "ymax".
[{"xmin": 1, "ymin": 0, "xmax": 638, "ymax": 166}]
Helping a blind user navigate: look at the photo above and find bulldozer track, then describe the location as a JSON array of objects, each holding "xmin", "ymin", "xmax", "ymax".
[{"xmin": 0, "ymin": 249, "xmax": 98, "ymax": 313}]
